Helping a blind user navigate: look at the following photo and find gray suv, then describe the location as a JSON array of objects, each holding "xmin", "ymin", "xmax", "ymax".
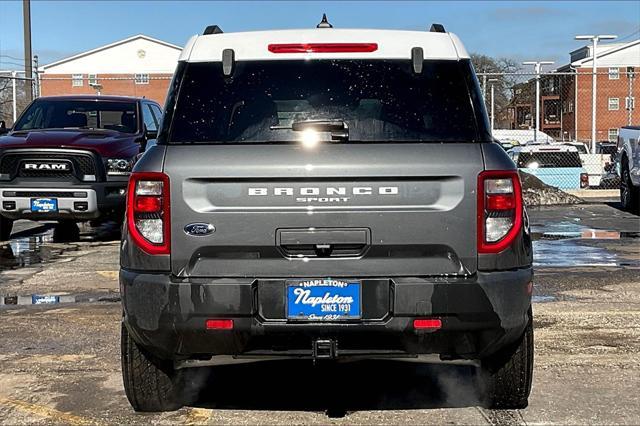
[{"xmin": 120, "ymin": 23, "xmax": 534, "ymax": 412}]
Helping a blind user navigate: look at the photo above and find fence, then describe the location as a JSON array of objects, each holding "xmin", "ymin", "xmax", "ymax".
[
  {"xmin": 1, "ymin": 70, "xmax": 636, "ymax": 191},
  {"xmin": 0, "ymin": 72, "xmax": 33, "ymax": 127},
  {"xmin": 478, "ymin": 70, "xmax": 637, "ymax": 190}
]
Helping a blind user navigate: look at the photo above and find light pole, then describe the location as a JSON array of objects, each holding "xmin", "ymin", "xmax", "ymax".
[
  {"xmin": 575, "ymin": 34, "xmax": 617, "ymax": 152},
  {"xmin": 11, "ymin": 71, "xmax": 17, "ymax": 123},
  {"xmin": 523, "ymin": 61, "xmax": 554, "ymax": 142},
  {"xmin": 488, "ymin": 78, "xmax": 499, "ymax": 134}
]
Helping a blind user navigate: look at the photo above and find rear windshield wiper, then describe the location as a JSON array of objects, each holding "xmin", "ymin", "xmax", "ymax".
[{"xmin": 270, "ymin": 119, "xmax": 349, "ymax": 142}]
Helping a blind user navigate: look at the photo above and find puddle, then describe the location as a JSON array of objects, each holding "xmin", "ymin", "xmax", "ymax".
[
  {"xmin": 532, "ymin": 295, "xmax": 556, "ymax": 303},
  {"xmin": 0, "ymin": 292, "xmax": 120, "ymax": 307},
  {"xmin": 0, "ymin": 231, "xmax": 66, "ymax": 270},
  {"xmin": 0, "ymin": 221, "xmax": 120, "ymax": 272},
  {"xmin": 531, "ymin": 221, "xmax": 640, "ymax": 267}
]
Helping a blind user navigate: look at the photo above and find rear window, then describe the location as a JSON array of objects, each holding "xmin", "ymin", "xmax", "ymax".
[
  {"xmin": 516, "ymin": 152, "xmax": 582, "ymax": 168},
  {"xmin": 14, "ymin": 100, "xmax": 138, "ymax": 133},
  {"xmin": 168, "ymin": 59, "xmax": 487, "ymax": 144}
]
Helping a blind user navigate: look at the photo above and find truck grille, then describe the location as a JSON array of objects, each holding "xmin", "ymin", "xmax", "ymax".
[{"xmin": 0, "ymin": 152, "xmax": 97, "ymax": 180}]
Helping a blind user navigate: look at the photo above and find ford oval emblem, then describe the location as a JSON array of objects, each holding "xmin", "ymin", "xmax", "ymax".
[{"xmin": 184, "ymin": 223, "xmax": 215, "ymax": 236}]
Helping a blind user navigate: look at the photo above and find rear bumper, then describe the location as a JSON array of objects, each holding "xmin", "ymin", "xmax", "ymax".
[
  {"xmin": 0, "ymin": 182, "xmax": 126, "ymax": 220},
  {"xmin": 121, "ymin": 268, "xmax": 533, "ymax": 363}
]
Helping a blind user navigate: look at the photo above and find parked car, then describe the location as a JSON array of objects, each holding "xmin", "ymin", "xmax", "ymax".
[
  {"xmin": 509, "ymin": 145, "xmax": 588, "ymax": 190},
  {"xmin": 616, "ymin": 126, "xmax": 640, "ymax": 213},
  {"xmin": 120, "ymin": 22, "xmax": 534, "ymax": 411},
  {"xmin": 0, "ymin": 95, "xmax": 162, "ymax": 241}
]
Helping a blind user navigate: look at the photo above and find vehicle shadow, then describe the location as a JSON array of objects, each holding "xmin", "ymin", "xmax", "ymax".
[{"xmin": 184, "ymin": 359, "xmax": 485, "ymax": 414}]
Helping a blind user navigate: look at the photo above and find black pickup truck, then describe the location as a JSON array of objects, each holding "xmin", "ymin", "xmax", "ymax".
[{"xmin": 0, "ymin": 95, "xmax": 162, "ymax": 240}]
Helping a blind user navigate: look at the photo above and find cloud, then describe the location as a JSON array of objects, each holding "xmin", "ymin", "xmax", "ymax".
[{"xmin": 490, "ymin": 6, "xmax": 563, "ymax": 21}]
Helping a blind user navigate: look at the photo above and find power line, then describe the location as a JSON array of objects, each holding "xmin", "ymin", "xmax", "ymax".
[{"xmin": 0, "ymin": 54, "xmax": 25, "ymax": 61}]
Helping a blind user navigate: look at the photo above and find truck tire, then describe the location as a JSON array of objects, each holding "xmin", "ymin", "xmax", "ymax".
[
  {"xmin": 621, "ymin": 158, "xmax": 640, "ymax": 214},
  {"xmin": 482, "ymin": 313, "xmax": 534, "ymax": 409},
  {"xmin": 0, "ymin": 215, "xmax": 13, "ymax": 241},
  {"xmin": 121, "ymin": 323, "xmax": 184, "ymax": 412}
]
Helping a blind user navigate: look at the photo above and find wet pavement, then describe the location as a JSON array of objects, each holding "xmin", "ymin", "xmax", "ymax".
[{"xmin": 0, "ymin": 202, "xmax": 639, "ymax": 424}]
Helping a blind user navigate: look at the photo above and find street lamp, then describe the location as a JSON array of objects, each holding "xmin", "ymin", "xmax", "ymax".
[
  {"xmin": 523, "ymin": 61, "xmax": 554, "ymax": 142},
  {"xmin": 575, "ymin": 34, "xmax": 618, "ymax": 152},
  {"xmin": 488, "ymin": 78, "xmax": 499, "ymax": 134}
]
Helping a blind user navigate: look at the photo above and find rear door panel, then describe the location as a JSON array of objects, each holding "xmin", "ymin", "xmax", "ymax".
[{"xmin": 165, "ymin": 143, "xmax": 483, "ymax": 278}]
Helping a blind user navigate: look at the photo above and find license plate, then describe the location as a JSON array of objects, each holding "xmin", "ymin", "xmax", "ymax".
[
  {"xmin": 287, "ymin": 279, "xmax": 361, "ymax": 321},
  {"xmin": 31, "ymin": 198, "xmax": 58, "ymax": 212}
]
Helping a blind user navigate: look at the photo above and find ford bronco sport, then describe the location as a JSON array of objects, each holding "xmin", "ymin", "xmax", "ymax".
[
  {"xmin": 120, "ymin": 22, "xmax": 534, "ymax": 411},
  {"xmin": 0, "ymin": 95, "xmax": 162, "ymax": 241}
]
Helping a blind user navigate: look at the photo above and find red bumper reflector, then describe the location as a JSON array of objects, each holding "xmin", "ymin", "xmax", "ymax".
[
  {"xmin": 413, "ymin": 318, "xmax": 442, "ymax": 330},
  {"xmin": 205, "ymin": 319, "xmax": 234, "ymax": 330},
  {"xmin": 268, "ymin": 43, "xmax": 378, "ymax": 54}
]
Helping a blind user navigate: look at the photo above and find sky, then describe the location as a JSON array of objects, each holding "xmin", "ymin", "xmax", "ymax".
[{"xmin": 0, "ymin": 0, "xmax": 639, "ymax": 71}]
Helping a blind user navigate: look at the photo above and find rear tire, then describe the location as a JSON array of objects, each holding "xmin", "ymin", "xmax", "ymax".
[
  {"xmin": 0, "ymin": 215, "xmax": 13, "ymax": 241},
  {"xmin": 481, "ymin": 313, "xmax": 534, "ymax": 409},
  {"xmin": 121, "ymin": 323, "xmax": 184, "ymax": 412},
  {"xmin": 620, "ymin": 158, "xmax": 640, "ymax": 214}
]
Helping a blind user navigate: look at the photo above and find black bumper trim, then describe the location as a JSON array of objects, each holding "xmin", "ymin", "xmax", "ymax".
[{"xmin": 121, "ymin": 268, "xmax": 532, "ymax": 361}]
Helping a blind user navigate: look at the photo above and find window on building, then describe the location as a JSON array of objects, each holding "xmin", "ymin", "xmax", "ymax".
[
  {"xmin": 71, "ymin": 74, "xmax": 83, "ymax": 87},
  {"xmin": 626, "ymin": 97, "xmax": 636, "ymax": 111},
  {"xmin": 608, "ymin": 128, "xmax": 619, "ymax": 142},
  {"xmin": 608, "ymin": 97, "xmax": 619, "ymax": 111},
  {"xmin": 608, "ymin": 67, "xmax": 620, "ymax": 80},
  {"xmin": 134, "ymin": 73, "xmax": 150, "ymax": 85},
  {"xmin": 568, "ymin": 101, "xmax": 574, "ymax": 113},
  {"xmin": 88, "ymin": 74, "xmax": 98, "ymax": 86}
]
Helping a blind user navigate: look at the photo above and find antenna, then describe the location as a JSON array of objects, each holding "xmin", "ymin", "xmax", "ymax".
[{"xmin": 317, "ymin": 13, "xmax": 333, "ymax": 28}]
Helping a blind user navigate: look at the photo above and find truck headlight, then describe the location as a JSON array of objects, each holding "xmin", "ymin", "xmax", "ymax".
[{"xmin": 106, "ymin": 158, "xmax": 135, "ymax": 176}]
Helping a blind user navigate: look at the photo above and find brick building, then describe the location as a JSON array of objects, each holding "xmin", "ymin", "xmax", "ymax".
[
  {"xmin": 39, "ymin": 35, "xmax": 181, "ymax": 105},
  {"xmin": 558, "ymin": 39, "xmax": 639, "ymax": 143},
  {"xmin": 507, "ymin": 39, "xmax": 639, "ymax": 143}
]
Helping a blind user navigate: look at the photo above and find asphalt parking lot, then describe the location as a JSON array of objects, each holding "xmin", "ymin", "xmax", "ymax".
[{"xmin": 0, "ymin": 202, "xmax": 638, "ymax": 425}]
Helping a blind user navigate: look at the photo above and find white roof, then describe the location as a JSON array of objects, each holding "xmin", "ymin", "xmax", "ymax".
[
  {"xmin": 41, "ymin": 34, "xmax": 182, "ymax": 74},
  {"xmin": 511, "ymin": 144, "xmax": 578, "ymax": 153},
  {"xmin": 180, "ymin": 29, "xmax": 469, "ymax": 62},
  {"xmin": 570, "ymin": 39, "xmax": 640, "ymax": 68}
]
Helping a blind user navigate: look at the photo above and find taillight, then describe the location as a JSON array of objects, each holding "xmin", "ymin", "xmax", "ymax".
[
  {"xmin": 127, "ymin": 172, "xmax": 170, "ymax": 255},
  {"xmin": 268, "ymin": 43, "xmax": 378, "ymax": 54},
  {"xmin": 580, "ymin": 173, "xmax": 589, "ymax": 189},
  {"xmin": 477, "ymin": 170, "xmax": 523, "ymax": 254}
]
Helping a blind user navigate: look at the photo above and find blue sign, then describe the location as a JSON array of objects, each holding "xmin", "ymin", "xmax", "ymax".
[
  {"xmin": 287, "ymin": 279, "xmax": 361, "ymax": 321},
  {"xmin": 31, "ymin": 198, "xmax": 58, "ymax": 213}
]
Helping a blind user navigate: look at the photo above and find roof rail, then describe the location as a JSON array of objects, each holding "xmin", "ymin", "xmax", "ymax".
[
  {"xmin": 429, "ymin": 23, "xmax": 446, "ymax": 33},
  {"xmin": 203, "ymin": 25, "xmax": 223, "ymax": 35}
]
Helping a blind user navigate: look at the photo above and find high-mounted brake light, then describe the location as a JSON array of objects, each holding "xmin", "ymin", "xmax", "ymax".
[
  {"xmin": 477, "ymin": 170, "xmax": 523, "ymax": 254},
  {"xmin": 127, "ymin": 172, "xmax": 170, "ymax": 255},
  {"xmin": 268, "ymin": 43, "xmax": 378, "ymax": 54}
]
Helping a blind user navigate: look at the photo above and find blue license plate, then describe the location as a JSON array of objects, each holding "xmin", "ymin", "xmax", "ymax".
[
  {"xmin": 287, "ymin": 279, "xmax": 361, "ymax": 321},
  {"xmin": 31, "ymin": 198, "xmax": 58, "ymax": 212}
]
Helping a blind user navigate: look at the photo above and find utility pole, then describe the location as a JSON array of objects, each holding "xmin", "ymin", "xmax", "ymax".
[
  {"xmin": 23, "ymin": 0, "xmax": 33, "ymax": 102},
  {"xmin": 575, "ymin": 34, "xmax": 618, "ymax": 152},
  {"xmin": 523, "ymin": 61, "xmax": 554, "ymax": 142}
]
